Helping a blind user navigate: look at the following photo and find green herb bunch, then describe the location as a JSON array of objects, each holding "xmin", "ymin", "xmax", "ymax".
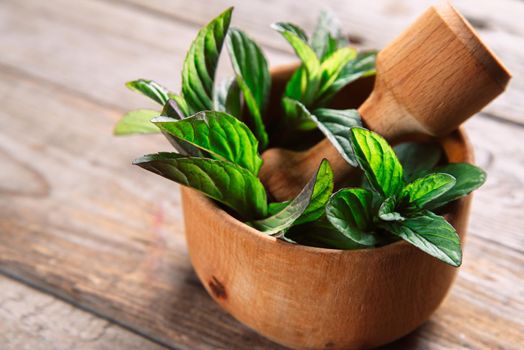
[{"xmin": 114, "ymin": 8, "xmax": 486, "ymax": 267}]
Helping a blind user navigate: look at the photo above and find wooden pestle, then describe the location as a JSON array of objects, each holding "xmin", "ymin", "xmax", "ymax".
[{"xmin": 260, "ymin": 2, "xmax": 511, "ymax": 201}]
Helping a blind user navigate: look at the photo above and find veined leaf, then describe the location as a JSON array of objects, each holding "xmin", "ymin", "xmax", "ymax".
[
  {"xmin": 350, "ymin": 127, "xmax": 404, "ymax": 198},
  {"xmin": 378, "ymin": 196, "xmax": 404, "ymax": 222},
  {"xmin": 182, "ymin": 7, "xmax": 232, "ymax": 113},
  {"xmin": 249, "ymin": 159, "xmax": 331, "ymax": 235},
  {"xmin": 272, "ymin": 22, "xmax": 308, "ymax": 42},
  {"xmin": 126, "ymin": 79, "xmax": 170, "ymax": 105},
  {"xmin": 133, "ymin": 152, "xmax": 267, "ymax": 220},
  {"xmin": 385, "ymin": 211, "xmax": 462, "ymax": 266},
  {"xmin": 326, "ymin": 188, "xmax": 377, "ymax": 246},
  {"xmin": 226, "ymin": 28, "xmax": 270, "ymax": 149},
  {"xmin": 268, "ymin": 201, "xmax": 289, "ymax": 215},
  {"xmin": 310, "ymin": 10, "xmax": 344, "ymax": 60},
  {"xmin": 167, "ymin": 94, "xmax": 190, "ymax": 118},
  {"xmin": 113, "ymin": 109, "xmax": 160, "ymax": 136},
  {"xmin": 310, "ymin": 108, "xmax": 362, "ymax": 166},
  {"xmin": 318, "ymin": 47, "xmax": 357, "ymax": 96},
  {"xmin": 394, "ymin": 142, "xmax": 442, "ymax": 181},
  {"xmin": 152, "ymin": 111, "xmax": 262, "ymax": 175},
  {"xmin": 400, "ymin": 173, "xmax": 456, "ymax": 210},
  {"xmin": 282, "ymin": 97, "xmax": 317, "ymax": 131},
  {"xmin": 425, "ymin": 163, "xmax": 487, "ymax": 210},
  {"xmin": 159, "ymin": 100, "xmax": 202, "ymax": 157},
  {"xmin": 213, "ymin": 77, "xmax": 243, "ymax": 118},
  {"xmin": 272, "ymin": 22, "xmax": 320, "ymax": 78}
]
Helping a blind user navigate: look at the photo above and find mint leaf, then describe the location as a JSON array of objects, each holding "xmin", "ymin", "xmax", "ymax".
[
  {"xmin": 113, "ymin": 109, "xmax": 160, "ymax": 136},
  {"xmin": 272, "ymin": 22, "xmax": 308, "ymax": 41},
  {"xmin": 158, "ymin": 100, "xmax": 202, "ymax": 156},
  {"xmin": 152, "ymin": 111, "xmax": 262, "ymax": 175},
  {"xmin": 317, "ymin": 47, "xmax": 357, "ymax": 96},
  {"xmin": 350, "ymin": 127, "xmax": 404, "ymax": 198},
  {"xmin": 394, "ymin": 142, "xmax": 442, "ymax": 181},
  {"xmin": 282, "ymin": 97, "xmax": 317, "ymax": 131},
  {"xmin": 385, "ymin": 212, "xmax": 462, "ymax": 266},
  {"xmin": 310, "ymin": 10, "xmax": 344, "ymax": 60},
  {"xmin": 182, "ymin": 7, "xmax": 232, "ymax": 113},
  {"xmin": 378, "ymin": 196, "xmax": 404, "ymax": 222},
  {"xmin": 268, "ymin": 201, "xmax": 289, "ymax": 215},
  {"xmin": 126, "ymin": 79, "xmax": 170, "ymax": 105},
  {"xmin": 226, "ymin": 28, "xmax": 270, "ymax": 149},
  {"xmin": 425, "ymin": 163, "xmax": 487, "ymax": 210},
  {"xmin": 134, "ymin": 152, "xmax": 267, "ymax": 220},
  {"xmin": 250, "ymin": 159, "xmax": 331, "ymax": 235},
  {"xmin": 400, "ymin": 173, "xmax": 456, "ymax": 210},
  {"xmin": 326, "ymin": 188, "xmax": 377, "ymax": 246},
  {"xmin": 213, "ymin": 77, "xmax": 243, "ymax": 118},
  {"xmin": 310, "ymin": 108, "xmax": 362, "ymax": 166},
  {"xmin": 284, "ymin": 66, "xmax": 306, "ymax": 101},
  {"xmin": 167, "ymin": 95, "xmax": 190, "ymax": 118}
]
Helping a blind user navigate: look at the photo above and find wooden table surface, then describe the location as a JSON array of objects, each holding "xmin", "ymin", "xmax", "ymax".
[{"xmin": 0, "ymin": 0, "xmax": 523, "ymax": 349}]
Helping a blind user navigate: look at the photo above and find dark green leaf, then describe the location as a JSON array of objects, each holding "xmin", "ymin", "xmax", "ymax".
[
  {"xmin": 213, "ymin": 77, "xmax": 243, "ymax": 118},
  {"xmin": 326, "ymin": 188, "xmax": 377, "ymax": 246},
  {"xmin": 152, "ymin": 111, "xmax": 262, "ymax": 175},
  {"xmin": 113, "ymin": 109, "xmax": 160, "ymax": 135},
  {"xmin": 226, "ymin": 28, "xmax": 270, "ymax": 149},
  {"xmin": 385, "ymin": 211, "xmax": 462, "ymax": 266},
  {"xmin": 271, "ymin": 22, "xmax": 308, "ymax": 42},
  {"xmin": 268, "ymin": 201, "xmax": 289, "ymax": 215},
  {"xmin": 394, "ymin": 142, "xmax": 442, "ymax": 181},
  {"xmin": 249, "ymin": 159, "xmax": 330, "ymax": 235},
  {"xmin": 133, "ymin": 152, "xmax": 267, "ymax": 220},
  {"xmin": 159, "ymin": 100, "xmax": 202, "ymax": 156},
  {"xmin": 310, "ymin": 10, "xmax": 343, "ymax": 60},
  {"xmin": 167, "ymin": 94, "xmax": 190, "ymax": 118},
  {"xmin": 350, "ymin": 127, "xmax": 404, "ymax": 198},
  {"xmin": 378, "ymin": 196, "xmax": 404, "ymax": 222},
  {"xmin": 310, "ymin": 108, "xmax": 362, "ymax": 166},
  {"xmin": 283, "ymin": 66, "xmax": 307, "ymax": 101},
  {"xmin": 126, "ymin": 79, "xmax": 170, "ymax": 105},
  {"xmin": 425, "ymin": 163, "xmax": 487, "ymax": 210},
  {"xmin": 182, "ymin": 7, "xmax": 232, "ymax": 113},
  {"xmin": 281, "ymin": 97, "xmax": 317, "ymax": 131},
  {"xmin": 400, "ymin": 173, "xmax": 456, "ymax": 209}
]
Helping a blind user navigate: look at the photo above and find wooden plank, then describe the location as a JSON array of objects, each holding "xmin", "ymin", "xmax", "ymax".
[
  {"xmin": 0, "ymin": 275, "xmax": 167, "ymax": 350},
  {"xmin": 0, "ymin": 63, "xmax": 522, "ymax": 348},
  {"xmin": 116, "ymin": 0, "xmax": 524, "ymax": 125}
]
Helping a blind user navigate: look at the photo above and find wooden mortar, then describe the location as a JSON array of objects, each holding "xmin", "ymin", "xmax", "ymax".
[{"xmin": 180, "ymin": 63, "xmax": 474, "ymax": 349}]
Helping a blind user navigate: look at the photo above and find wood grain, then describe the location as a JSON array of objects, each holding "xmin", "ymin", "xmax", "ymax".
[
  {"xmin": 0, "ymin": 0, "xmax": 523, "ymax": 349},
  {"xmin": 0, "ymin": 275, "xmax": 167, "ymax": 350}
]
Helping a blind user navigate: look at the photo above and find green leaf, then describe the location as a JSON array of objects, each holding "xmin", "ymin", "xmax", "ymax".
[
  {"xmin": 133, "ymin": 152, "xmax": 267, "ymax": 220},
  {"xmin": 285, "ymin": 216, "xmax": 366, "ymax": 249},
  {"xmin": 400, "ymin": 173, "xmax": 456, "ymax": 210},
  {"xmin": 281, "ymin": 97, "xmax": 317, "ymax": 131},
  {"xmin": 284, "ymin": 65, "xmax": 307, "ymax": 101},
  {"xmin": 126, "ymin": 79, "xmax": 170, "ymax": 105},
  {"xmin": 114, "ymin": 109, "xmax": 160, "ymax": 136},
  {"xmin": 385, "ymin": 211, "xmax": 462, "ymax": 266},
  {"xmin": 394, "ymin": 142, "xmax": 442, "ymax": 181},
  {"xmin": 158, "ymin": 100, "xmax": 202, "ymax": 156},
  {"xmin": 182, "ymin": 7, "xmax": 232, "ymax": 113},
  {"xmin": 167, "ymin": 94, "xmax": 190, "ymax": 118},
  {"xmin": 310, "ymin": 108, "xmax": 362, "ymax": 166},
  {"xmin": 152, "ymin": 111, "xmax": 262, "ymax": 175},
  {"xmin": 310, "ymin": 10, "xmax": 343, "ymax": 60},
  {"xmin": 378, "ymin": 196, "xmax": 404, "ymax": 222},
  {"xmin": 249, "ymin": 159, "xmax": 331, "ymax": 235},
  {"xmin": 425, "ymin": 163, "xmax": 487, "ymax": 210},
  {"xmin": 350, "ymin": 127, "xmax": 404, "ymax": 198},
  {"xmin": 272, "ymin": 22, "xmax": 320, "ymax": 78},
  {"xmin": 213, "ymin": 77, "xmax": 243, "ymax": 118},
  {"xmin": 318, "ymin": 47, "xmax": 357, "ymax": 96},
  {"xmin": 273, "ymin": 23, "xmax": 308, "ymax": 41},
  {"xmin": 268, "ymin": 201, "xmax": 289, "ymax": 216},
  {"xmin": 226, "ymin": 28, "xmax": 270, "ymax": 149},
  {"xmin": 326, "ymin": 188, "xmax": 377, "ymax": 246}
]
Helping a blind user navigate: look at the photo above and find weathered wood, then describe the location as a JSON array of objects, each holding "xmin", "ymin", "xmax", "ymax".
[
  {"xmin": 0, "ymin": 275, "xmax": 167, "ymax": 350},
  {"xmin": 0, "ymin": 0, "xmax": 522, "ymax": 349},
  {"xmin": 118, "ymin": 0, "xmax": 524, "ymax": 125}
]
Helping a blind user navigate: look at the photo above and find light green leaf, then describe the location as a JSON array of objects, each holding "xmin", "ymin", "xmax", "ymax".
[
  {"xmin": 284, "ymin": 65, "xmax": 307, "ymax": 101},
  {"xmin": 310, "ymin": 10, "xmax": 343, "ymax": 60},
  {"xmin": 268, "ymin": 201, "xmax": 290, "ymax": 216},
  {"xmin": 378, "ymin": 196, "xmax": 404, "ymax": 222},
  {"xmin": 167, "ymin": 94, "xmax": 190, "ymax": 118},
  {"xmin": 126, "ymin": 79, "xmax": 170, "ymax": 105},
  {"xmin": 400, "ymin": 173, "xmax": 456, "ymax": 210},
  {"xmin": 152, "ymin": 111, "xmax": 262, "ymax": 175},
  {"xmin": 226, "ymin": 28, "xmax": 270, "ymax": 149},
  {"xmin": 282, "ymin": 97, "xmax": 317, "ymax": 131},
  {"xmin": 133, "ymin": 152, "xmax": 267, "ymax": 220},
  {"xmin": 113, "ymin": 109, "xmax": 160, "ymax": 136},
  {"xmin": 310, "ymin": 108, "xmax": 362, "ymax": 166},
  {"xmin": 326, "ymin": 188, "xmax": 377, "ymax": 246},
  {"xmin": 272, "ymin": 22, "xmax": 320, "ymax": 78},
  {"xmin": 182, "ymin": 7, "xmax": 232, "ymax": 113},
  {"xmin": 394, "ymin": 142, "xmax": 442, "ymax": 181},
  {"xmin": 249, "ymin": 159, "xmax": 331, "ymax": 235},
  {"xmin": 318, "ymin": 47, "xmax": 357, "ymax": 96},
  {"xmin": 425, "ymin": 163, "xmax": 487, "ymax": 210},
  {"xmin": 213, "ymin": 77, "xmax": 243, "ymax": 118},
  {"xmin": 385, "ymin": 211, "xmax": 462, "ymax": 266},
  {"xmin": 272, "ymin": 22, "xmax": 308, "ymax": 42},
  {"xmin": 350, "ymin": 127, "xmax": 404, "ymax": 198}
]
